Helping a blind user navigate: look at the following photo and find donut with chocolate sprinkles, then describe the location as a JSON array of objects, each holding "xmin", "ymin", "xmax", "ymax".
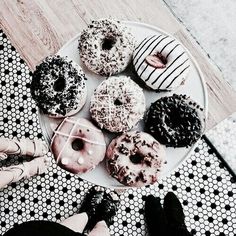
[
  {"xmin": 145, "ymin": 94, "xmax": 205, "ymax": 147},
  {"xmin": 78, "ymin": 18, "xmax": 135, "ymax": 76},
  {"xmin": 106, "ymin": 131, "xmax": 166, "ymax": 187},
  {"xmin": 31, "ymin": 55, "xmax": 87, "ymax": 117}
]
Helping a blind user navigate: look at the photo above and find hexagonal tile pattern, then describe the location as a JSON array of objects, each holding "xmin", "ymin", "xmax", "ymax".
[{"xmin": 0, "ymin": 29, "xmax": 235, "ymax": 236}]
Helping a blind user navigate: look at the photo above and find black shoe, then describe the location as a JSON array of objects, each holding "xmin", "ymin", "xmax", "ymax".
[
  {"xmin": 144, "ymin": 195, "xmax": 168, "ymax": 236},
  {"xmin": 79, "ymin": 186, "xmax": 104, "ymax": 221},
  {"xmin": 96, "ymin": 191, "xmax": 120, "ymax": 227},
  {"xmin": 164, "ymin": 192, "xmax": 191, "ymax": 235}
]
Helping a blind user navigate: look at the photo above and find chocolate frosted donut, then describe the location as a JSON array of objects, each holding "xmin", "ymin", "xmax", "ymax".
[
  {"xmin": 90, "ymin": 75, "xmax": 146, "ymax": 133},
  {"xmin": 145, "ymin": 94, "xmax": 205, "ymax": 147},
  {"xmin": 106, "ymin": 131, "xmax": 166, "ymax": 187},
  {"xmin": 31, "ymin": 55, "xmax": 87, "ymax": 117},
  {"xmin": 51, "ymin": 117, "xmax": 106, "ymax": 174},
  {"xmin": 78, "ymin": 18, "xmax": 135, "ymax": 76},
  {"xmin": 133, "ymin": 35, "xmax": 190, "ymax": 91}
]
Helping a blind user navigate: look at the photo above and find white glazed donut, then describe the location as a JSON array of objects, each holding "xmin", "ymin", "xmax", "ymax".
[
  {"xmin": 90, "ymin": 75, "xmax": 146, "ymax": 133},
  {"xmin": 31, "ymin": 55, "xmax": 87, "ymax": 117},
  {"xmin": 78, "ymin": 18, "xmax": 135, "ymax": 76},
  {"xmin": 51, "ymin": 117, "xmax": 106, "ymax": 174},
  {"xmin": 106, "ymin": 131, "xmax": 166, "ymax": 187},
  {"xmin": 133, "ymin": 34, "xmax": 190, "ymax": 91}
]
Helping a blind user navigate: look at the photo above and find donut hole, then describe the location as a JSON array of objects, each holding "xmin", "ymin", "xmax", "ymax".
[
  {"xmin": 102, "ymin": 36, "xmax": 116, "ymax": 50},
  {"xmin": 130, "ymin": 153, "xmax": 143, "ymax": 164},
  {"xmin": 72, "ymin": 139, "xmax": 84, "ymax": 151},
  {"xmin": 114, "ymin": 98, "xmax": 123, "ymax": 106},
  {"xmin": 54, "ymin": 77, "xmax": 66, "ymax": 92},
  {"xmin": 165, "ymin": 109, "xmax": 182, "ymax": 129},
  {"xmin": 156, "ymin": 52, "xmax": 168, "ymax": 65}
]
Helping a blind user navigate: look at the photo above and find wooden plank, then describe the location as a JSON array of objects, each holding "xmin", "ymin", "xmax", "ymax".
[{"xmin": 0, "ymin": 0, "xmax": 236, "ymax": 130}]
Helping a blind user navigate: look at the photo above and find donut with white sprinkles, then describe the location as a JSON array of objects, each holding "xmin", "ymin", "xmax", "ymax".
[
  {"xmin": 90, "ymin": 75, "xmax": 146, "ymax": 133},
  {"xmin": 145, "ymin": 94, "xmax": 205, "ymax": 147},
  {"xmin": 78, "ymin": 18, "xmax": 136, "ymax": 76}
]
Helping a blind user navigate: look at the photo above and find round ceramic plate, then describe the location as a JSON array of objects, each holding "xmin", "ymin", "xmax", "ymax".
[{"xmin": 38, "ymin": 21, "xmax": 208, "ymax": 189}]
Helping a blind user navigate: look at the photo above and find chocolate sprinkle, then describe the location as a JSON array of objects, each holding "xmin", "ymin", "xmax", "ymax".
[
  {"xmin": 145, "ymin": 94, "xmax": 205, "ymax": 147},
  {"xmin": 31, "ymin": 55, "xmax": 86, "ymax": 116}
]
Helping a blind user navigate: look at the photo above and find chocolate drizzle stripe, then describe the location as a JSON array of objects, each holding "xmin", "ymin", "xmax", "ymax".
[
  {"xmin": 134, "ymin": 35, "xmax": 162, "ymax": 66},
  {"xmin": 54, "ymin": 131, "xmax": 106, "ymax": 146},
  {"xmin": 160, "ymin": 39, "xmax": 175, "ymax": 53},
  {"xmin": 150, "ymin": 52, "xmax": 185, "ymax": 85},
  {"xmin": 139, "ymin": 39, "xmax": 175, "ymax": 78},
  {"xmin": 133, "ymin": 35, "xmax": 158, "ymax": 62},
  {"xmin": 154, "ymin": 58, "xmax": 189, "ymax": 88},
  {"xmin": 133, "ymin": 36, "xmax": 154, "ymax": 58},
  {"xmin": 135, "ymin": 36, "xmax": 169, "ymax": 72},
  {"xmin": 165, "ymin": 65, "xmax": 190, "ymax": 88},
  {"xmin": 166, "ymin": 44, "xmax": 180, "ymax": 59}
]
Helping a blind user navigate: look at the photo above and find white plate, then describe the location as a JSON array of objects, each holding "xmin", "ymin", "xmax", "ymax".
[{"xmin": 39, "ymin": 21, "xmax": 208, "ymax": 189}]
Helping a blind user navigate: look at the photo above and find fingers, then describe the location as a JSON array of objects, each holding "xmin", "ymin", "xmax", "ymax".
[{"xmin": 144, "ymin": 195, "xmax": 168, "ymax": 236}]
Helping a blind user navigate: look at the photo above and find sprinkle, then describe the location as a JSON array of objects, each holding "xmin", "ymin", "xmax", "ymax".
[
  {"xmin": 77, "ymin": 157, "xmax": 84, "ymax": 165},
  {"xmin": 61, "ymin": 158, "xmax": 69, "ymax": 165},
  {"xmin": 87, "ymin": 150, "xmax": 93, "ymax": 155}
]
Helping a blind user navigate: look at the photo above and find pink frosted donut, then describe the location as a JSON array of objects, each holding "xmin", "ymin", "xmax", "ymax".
[
  {"xmin": 51, "ymin": 117, "xmax": 106, "ymax": 174},
  {"xmin": 106, "ymin": 131, "xmax": 166, "ymax": 187}
]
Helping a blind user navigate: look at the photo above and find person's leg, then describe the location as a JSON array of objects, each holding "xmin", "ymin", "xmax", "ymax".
[
  {"xmin": 144, "ymin": 195, "xmax": 168, "ymax": 236},
  {"xmin": 79, "ymin": 186, "xmax": 104, "ymax": 232},
  {"xmin": 0, "ymin": 137, "xmax": 48, "ymax": 158},
  {"xmin": 164, "ymin": 192, "xmax": 191, "ymax": 236},
  {"xmin": 88, "ymin": 221, "xmax": 110, "ymax": 236},
  {"xmin": 60, "ymin": 212, "xmax": 88, "ymax": 233},
  {"xmin": 0, "ymin": 156, "xmax": 50, "ymax": 189}
]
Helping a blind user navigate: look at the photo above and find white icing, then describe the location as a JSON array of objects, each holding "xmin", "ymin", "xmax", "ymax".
[{"xmin": 133, "ymin": 34, "xmax": 190, "ymax": 91}]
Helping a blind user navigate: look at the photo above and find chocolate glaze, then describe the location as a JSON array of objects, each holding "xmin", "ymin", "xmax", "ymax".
[{"xmin": 145, "ymin": 94, "xmax": 205, "ymax": 147}]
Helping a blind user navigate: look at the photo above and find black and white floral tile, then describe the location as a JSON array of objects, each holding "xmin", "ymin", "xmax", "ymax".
[{"xmin": 0, "ymin": 29, "xmax": 235, "ymax": 236}]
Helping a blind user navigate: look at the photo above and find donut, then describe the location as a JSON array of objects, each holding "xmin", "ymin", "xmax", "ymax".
[
  {"xmin": 78, "ymin": 19, "xmax": 135, "ymax": 76},
  {"xmin": 106, "ymin": 131, "xmax": 166, "ymax": 187},
  {"xmin": 90, "ymin": 75, "xmax": 146, "ymax": 133},
  {"xmin": 31, "ymin": 55, "xmax": 87, "ymax": 117},
  {"xmin": 133, "ymin": 34, "xmax": 190, "ymax": 91},
  {"xmin": 145, "ymin": 94, "xmax": 205, "ymax": 147},
  {"xmin": 51, "ymin": 117, "xmax": 106, "ymax": 174}
]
